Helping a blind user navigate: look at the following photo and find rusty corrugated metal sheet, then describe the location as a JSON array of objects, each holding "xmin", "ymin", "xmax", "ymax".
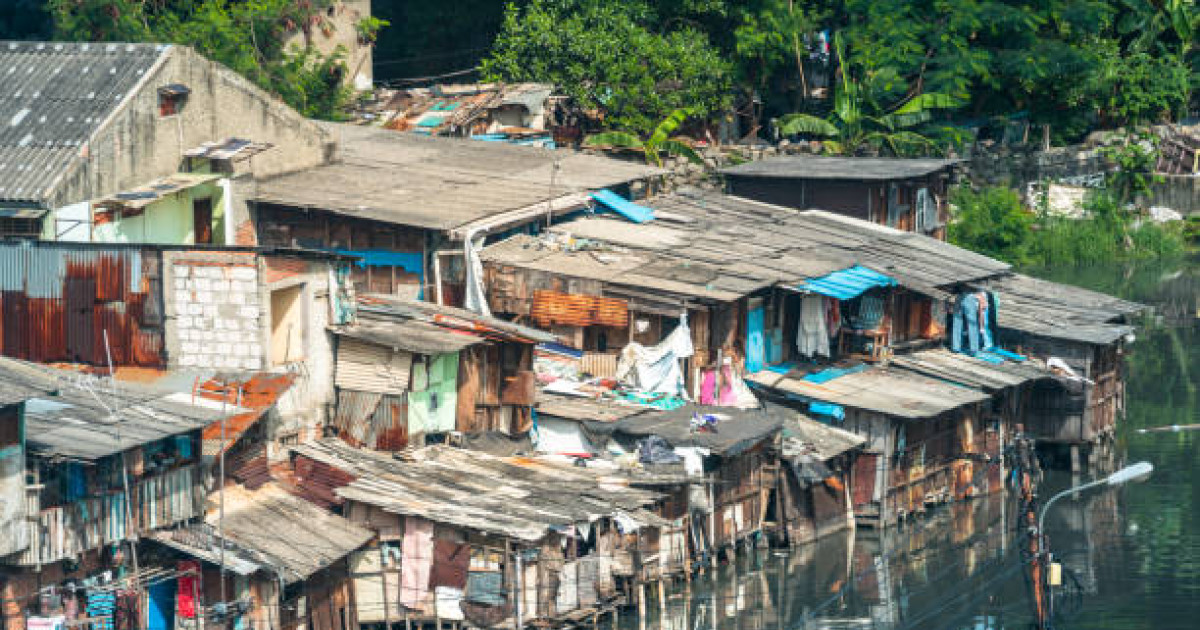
[
  {"xmin": 0, "ymin": 244, "xmax": 164, "ymax": 367},
  {"xmin": 332, "ymin": 389, "xmax": 383, "ymax": 447},
  {"xmin": 335, "ymin": 337, "xmax": 412, "ymax": 394},
  {"xmin": 292, "ymin": 454, "xmax": 357, "ymax": 509},
  {"xmin": 530, "ymin": 290, "xmax": 628, "ymax": 328},
  {"xmin": 199, "ymin": 372, "xmax": 296, "ymax": 456}
]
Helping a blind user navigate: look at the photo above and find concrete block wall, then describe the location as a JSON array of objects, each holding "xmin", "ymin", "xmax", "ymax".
[{"xmin": 163, "ymin": 251, "xmax": 268, "ymax": 370}]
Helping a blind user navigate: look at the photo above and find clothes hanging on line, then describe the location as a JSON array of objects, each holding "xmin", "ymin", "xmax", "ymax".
[{"xmin": 796, "ymin": 295, "xmax": 830, "ymax": 358}]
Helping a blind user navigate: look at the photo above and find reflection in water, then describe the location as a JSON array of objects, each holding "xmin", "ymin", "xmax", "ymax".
[{"xmin": 638, "ymin": 256, "xmax": 1197, "ymax": 630}]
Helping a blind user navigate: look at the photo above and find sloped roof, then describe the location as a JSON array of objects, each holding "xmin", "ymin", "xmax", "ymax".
[
  {"xmin": 984, "ymin": 273, "xmax": 1147, "ymax": 345},
  {"xmin": 890, "ymin": 348, "xmax": 1051, "ymax": 391},
  {"xmin": 0, "ymin": 41, "xmax": 169, "ymax": 205},
  {"xmin": 610, "ymin": 403, "xmax": 786, "ymax": 457},
  {"xmin": 153, "ymin": 483, "xmax": 373, "ymax": 584},
  {"xmin": 483, "ymin": 189, "xmax": 1010, "ymax": 302},
  {"xmin": 0, "ymin": 356, "xmax": 246, "ymax": 460},
  {"xmin": 291, "ymin": 440, "xmax": 663, "ymax": 542},
  {"xmin": 721, "ymin": 155, "xmax": 960, "ymax": 181},
  {"xmin": 748, "ymin": 364, "xmax": 990, "ymax": 419},
  {"xmin": 781, "ymin": 414, "xmax": 866, "ymax": 462},
  {"xmin": 251, "ymin": 123, "xmax": 661, "ymax": 232}
]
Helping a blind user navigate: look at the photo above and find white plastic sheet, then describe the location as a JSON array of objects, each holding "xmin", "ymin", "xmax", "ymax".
[{"xmin": 616, "ymin": 314, "xmax": 694, "ymax": 395}]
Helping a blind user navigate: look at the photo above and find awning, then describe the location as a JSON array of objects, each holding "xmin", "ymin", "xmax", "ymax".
[
  {"xmin": 591, "ymin": 189, "xmax": 654, "ymax": 223},
  {"xmin": 796, "ymin": 264, "xmax": 896, "ymax": 300},
  {"xmin": 94, "ymin": 173, "xmax": 221, "ymax": 210}
]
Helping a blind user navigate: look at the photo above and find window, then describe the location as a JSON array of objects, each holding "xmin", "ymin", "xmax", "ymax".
[
  {"xmin": 0, "ymin": 217, "xmax": 42, "ymax": 239},
  {"xmin": 157, "ymin": 84, "xmax": 190, "ymax": 117}
]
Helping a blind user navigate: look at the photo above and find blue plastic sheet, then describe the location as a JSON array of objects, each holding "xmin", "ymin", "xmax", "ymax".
[
  {"xmin": 591, "ymin": 189, "xmax": 655, "ymax": 223},
  {"xmin": 797, "ymin": 265, "xmax": 896, "ymax": 300},
  {"xmin": 802, "ymin": 363, "xmax": 868, "ymax": 384},
  {"xmin": 808, "ymin": 401, "xmax": 846, "ymax": 420}
]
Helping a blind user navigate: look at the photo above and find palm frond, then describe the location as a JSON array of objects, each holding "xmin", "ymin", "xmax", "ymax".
[
  {"xmin": 583, "ymin": 131, "xmax": 645, "ymax": 150},
  {"xmin": 778, "ymin": 113, "xmax": 839, "ymax": 137},
  {"xmin": 648, "ymin": 108, "xmax": 693, "ymax": 148},
  {"xmin": 658, "ymin": 138, "xmax": 706, "ymax": 166}
]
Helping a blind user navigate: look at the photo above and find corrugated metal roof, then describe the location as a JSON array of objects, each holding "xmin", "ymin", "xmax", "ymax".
[
  {"xmin": 796, "ymin": 264, "xmax": 896, "ymax": 299},
  {"xmin": 291, "ymin": 439, "xmax": 663, "ymax": 542},
  {"xmin": 721, "ymin": 155, "xmax": 961, "ymax": 181},
  {"xmin": 983, "ymin": 273, "xmax": 1146, "ymax": 345},
  {"xmin": 0, "ymin": 356, "xmax": 247, "ymax": 460},
  {"xmin": 153, "ymin": 483, "xmax": 373, "ymax": 584},
  {"xmin": 781, "ymin": 414, "xmax": 866, "ymax": 462},
  {"xmin": 250, "ymin": 123, "xmax": 661, "ymax": 232},
  {"xmin": 609, "ymin": 403, "xmax": 786, "ymax": 457},
  {"xmin": 484, "ymin": 189, "xmax": 1010, "ymax": 303},
  {"xmin": 889, "ymin": 348, "xmax": 1051, "ymax": 391},
  {"xmin": 748, "ymin": 364, "xmax": 990, "ymax": 419},
  {"xmin": 94, "ymin": 173, "xmax": 221, "ymax": 209},
  {"xmin": 0, "ymin": 41, "xmax": 170, "ymax": 205},
  {"xmin": 359, "ymin": 293, "xmax": 555, "ymax": 344},
  {"xmin": 334, "ymin": 337, "xmax": 413, "ymax": 394},
  {"xmin": 332, "ymin": 319, "xmax": 481, "ymax": 356}
]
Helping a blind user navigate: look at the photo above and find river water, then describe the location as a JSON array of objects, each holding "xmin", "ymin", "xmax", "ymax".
[{"xmin": 633, "ymin": 256, "xmax": 1199, "ymax": 630}]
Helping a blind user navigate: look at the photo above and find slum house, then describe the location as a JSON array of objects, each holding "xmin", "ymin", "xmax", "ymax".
[
  {"xmin": 0, "ymin": 240, "xmax": 356, "ymax": 454},
  {"xmin": 481, "ymin": 189, "xmax": 1011, "ymax": 399},
  {"xmin": 0, "ymin": 41, "xmax": 331, "ymax": 244},
  {"xmin": 327, "ymin": 293, "xmax": 554, "ymax": 450},
  {"xmin": 0, "ymin": 357, "xmax": 244, "ymax": 630},
  {"xmin": 720, "ymin": 156, "xmax": 961, "ymax": 238},
  {"xmin": 0, "ymin": 365, "xmax": 53, "ymax": 559},
  {"xmin": 777, "ymin": 413, "xmax": 866, "ymax": 545},
  {"xmin": 150, "ymin": 482, "xmax": 374, "ymax": 630},
  {"xmin": 288, "ymin": 439, "xmax": 670, "ymax": 628},
  {"xmin": 482, "ymin": 190, "xmax": 1067, "ymax": 525},
  {"xmin": 249, "ymin": 122, "xmax": 660, "ymax": 302},
  {"xmin": 982, "ymin": 273, "xmax": 1147, "ymax": 456},
  {"xmin": 534, "ymin": 395, "xmax": 788, "ymax": 558},
  {"xmin": 375, "ymin": 83, "xmax": 557, "ymax": 147}
]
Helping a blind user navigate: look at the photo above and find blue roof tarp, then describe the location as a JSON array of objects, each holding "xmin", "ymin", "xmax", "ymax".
[
  {"xmin": 591, "ymin": 189, "xmax": 655, "ymax": 223},
  {"xmin": 797, "ymin": 265, "xmax": 896, "ymax": 300}
]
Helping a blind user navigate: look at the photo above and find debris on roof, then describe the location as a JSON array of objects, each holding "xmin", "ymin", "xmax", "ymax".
[
  {"xmin": 290, "ymin": 440, "xmax": 663, "ymax": 542},
  {"xmin": 152, "ymin": 483, "xmax": 373, "ymax": 583},
  {"xmin": 251, "ymin": 123, "xmax": 660, "ymax": 232},
  {"xmin": 184, "ymin": 138, "xmax": 273, "ymax": 161},
  {"xmin": 93, "ymin": 173, "xmax": 221, "ymax": 210},
  {"xmin": 889, "ymin": 348, "xmax": 1051, "ymax": 392}
]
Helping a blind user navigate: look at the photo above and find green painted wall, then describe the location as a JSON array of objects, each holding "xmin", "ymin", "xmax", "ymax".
[{"xmin": 92, "ymin": 180, "xmax": 225, "ymax": 245}]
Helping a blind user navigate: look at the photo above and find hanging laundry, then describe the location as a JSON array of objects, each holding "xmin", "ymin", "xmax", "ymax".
[
  {"xmin": 400, "ymin": 516, "xmax": 435, "ymax": 609},
  {"xmin": 950, "ymin": 293, "xmax": 981, "ymax": 354},
  {"xmin": 86, "ymin": 590, "xmax": 116, "ymax": 630},
  {"xmin": 825, "ymin": 299, "xmax": 841, "ymax": 336},
  {"xmin": 976, "ymin": 291, "xmax": 994, "ymax": 348},
  {"xmin": 796, "ymin": 294, "xmax": 830, "ymax": 358},
  {"xmin": 177, "ymin": 561, "xmax": 201, "ymax": 619},
  {"xmin": 616, "ymin": 314, "xmax": 693, "ymax": 396}
]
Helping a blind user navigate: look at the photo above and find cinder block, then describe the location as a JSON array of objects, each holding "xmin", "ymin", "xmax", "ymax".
[
  {"xmin": 239, "ymin": 306, "xmax": 260, "ymax": 318},
  {"xmin": 231, "ymin": 267, "xmax": 257, "ymax": 281},
  {"xmin": 179, "ymin": 355, "xmax": 197, "ymax": 367},
  {"xmin": 187, "ymin": 304, "xmax": 204, "ymax": 316},
  {"xmin": 172, "ymin": 265, "xmax": 191, "ymax": 278}
]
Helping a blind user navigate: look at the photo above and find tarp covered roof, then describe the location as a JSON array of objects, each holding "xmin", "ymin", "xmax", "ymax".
[
  {"xmin": 796, "ymin": 264, "xmax": 896, "ymax": 299},
  {"xmin": 609, "ymin": 403, "xmax": 786, "ymax": 457}
]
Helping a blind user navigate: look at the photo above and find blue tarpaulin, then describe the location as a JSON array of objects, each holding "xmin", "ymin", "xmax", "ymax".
[
  {"xmin": 802, "ymin": 363, "xmax": 868, "ymax": 384},
  {"xmin": 591, "ymin": 189, "xmax": 655, "ymax": 223},
  {"xmin": 797, "ymin": 265, "xmax": 896, "ymax": 300},
  {"xmin": 808, "ymin": 401, "xmax": 846, "ymax": 420}
]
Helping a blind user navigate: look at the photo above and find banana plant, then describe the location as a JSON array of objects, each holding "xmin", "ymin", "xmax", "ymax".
[
  {"xmin": 583, "ymin": 108, "xmax": 704, "ymax": 167},
  {"xmin": 778, "ymin": 34, "xmax": 962, "ymax": 156}
]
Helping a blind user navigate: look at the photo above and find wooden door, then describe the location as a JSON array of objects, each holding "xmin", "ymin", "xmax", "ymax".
[{"xmin": 193, "ymin": 197, "xmax": 213, "ymax": 244}]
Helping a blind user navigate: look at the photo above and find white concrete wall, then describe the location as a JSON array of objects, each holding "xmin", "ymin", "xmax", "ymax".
[{"xmin": 163, "ymin": 251, "xmax": 266, "ymax": 371}]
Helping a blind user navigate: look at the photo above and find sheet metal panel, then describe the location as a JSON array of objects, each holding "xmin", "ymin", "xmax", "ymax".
[{"xmin": 336, "ymin": 337, "xmax": 413, "ymax": 395}]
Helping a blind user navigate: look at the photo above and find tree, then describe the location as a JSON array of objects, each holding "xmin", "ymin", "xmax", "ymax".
[
  {"xmin": 583, "ymin": 108, "xmax": 705, "ymax": 167},
  {"xmin": 777, "ymin": 35, "xmax": 963, "ymax": 156},
  {"xmin": 47, "ymin": 0, "xmax": 358, "ymax": 120},
  {"xmin": 482, "ymin": 0, "xmax": 732, "ymax": 135}
]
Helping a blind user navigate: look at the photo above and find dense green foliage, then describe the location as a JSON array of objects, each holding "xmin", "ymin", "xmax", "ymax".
[
  {"xmin": 583, "ymin": 109, "xmax": 705, "ymax": 166},
  {"xmin": 481, "ymin": 1, "xmax": 734, "ymax": 135},
  {"xmin": 45, "ymin": 0, "xmax": 353, "ymax": 120},
  {"xmin": 482, "ymin": 0, "xmax": 1196, "ymax": 144},
  {"xmin": 948, "ymin": 186, "xmax": 1185, "ymax": 266}
]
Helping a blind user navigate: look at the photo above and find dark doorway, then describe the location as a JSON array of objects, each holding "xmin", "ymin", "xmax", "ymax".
[{"xmin": 193, "ymin": 197, "xmax": 213, "ymax": 244}]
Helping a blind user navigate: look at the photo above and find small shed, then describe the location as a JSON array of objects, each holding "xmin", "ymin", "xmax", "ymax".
[{"xmin": 720, "ymin": 156, "xmax": 960, "ymax": 238}]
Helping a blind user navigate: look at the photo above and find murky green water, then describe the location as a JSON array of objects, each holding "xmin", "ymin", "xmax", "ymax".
[{"xmin": 633, "ymin": 256, "xmax": 1199, "ymax": 630}]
